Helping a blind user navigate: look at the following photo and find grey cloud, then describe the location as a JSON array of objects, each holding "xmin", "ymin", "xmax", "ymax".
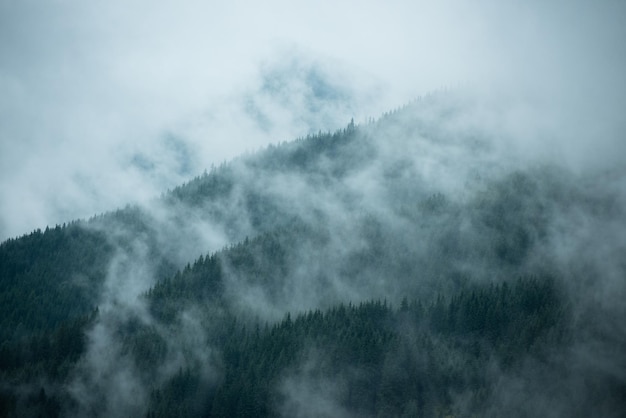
[
  {"xmin": 277, "ymin": 350, "xmax": 356, "ymax": 418},
  {"xmin": 24, "ymin": 91, "xmax": 623, "ymax": 416},
  {"xmin": 2, "ymin": 0, "xmax": 625, "ymax": 240},
  {"xmin": 1, "ymin": 2, "xmax": 626, "ymax": 413}
]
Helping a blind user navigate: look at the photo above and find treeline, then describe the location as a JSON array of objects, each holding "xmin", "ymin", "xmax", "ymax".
[
  {"xmin": 146, "ymin": 277, "xmax": 567, "ymax": 417},
  {"xmin": 0, "ymin": 223, "xmax": 110, "ymax": 342},
  {"xmin": 0, "ymin": 99, "xmax": 623, "ymax": 416}
]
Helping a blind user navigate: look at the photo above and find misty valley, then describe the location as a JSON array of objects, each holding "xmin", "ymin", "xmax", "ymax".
[{"xmin": 1, "ymin": 93, "xmax": 625, "ymax": 417}]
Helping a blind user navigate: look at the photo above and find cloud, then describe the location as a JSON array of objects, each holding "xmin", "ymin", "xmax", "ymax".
[
  {"xmin": 1, "ymin": 0, "xmax": 625, "ymax": 242},
  {"xmin": 277, "ymin": 350, "xmax": 355, "ymax": 418},
  {"xmin": 2, "ymin": 3, "xmax": 625, "ymax": 416}
]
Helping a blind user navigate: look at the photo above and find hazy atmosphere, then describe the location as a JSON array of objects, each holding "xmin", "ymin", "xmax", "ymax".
[
  {"xmin": 2, "ymin": 0, "xmax": 625, "ymax": 240},
  {"xmin": 1, "ymin": 2, "xmax": 626, "ymax": 417}
]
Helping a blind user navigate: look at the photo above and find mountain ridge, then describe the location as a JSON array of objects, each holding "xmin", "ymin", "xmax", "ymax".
[{"xmin": 1, "ymin": 95, "xmax": 625, "ymax": 417}]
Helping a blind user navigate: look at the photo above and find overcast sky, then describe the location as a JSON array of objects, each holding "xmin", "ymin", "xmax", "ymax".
[{"xmin": 1, "ymin": 0, "xmax": 625, "ymax": 240}]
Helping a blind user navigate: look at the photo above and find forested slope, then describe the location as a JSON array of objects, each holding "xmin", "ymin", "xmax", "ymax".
[{"xmin": 0, "ymin": 94, "xmax": 624, "ymax": 417}]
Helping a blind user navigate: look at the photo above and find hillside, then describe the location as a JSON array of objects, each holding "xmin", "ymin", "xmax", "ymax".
[{"xmin": 1, "ymin": 94, "xmax": 625, "ymax": 417}]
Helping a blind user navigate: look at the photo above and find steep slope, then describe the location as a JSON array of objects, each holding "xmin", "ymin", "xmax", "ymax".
[
  {"xmin": 1, "ymin": 92, "xmax": 625, "ymax": 417},
  {"xmin": 147, "ymin": 278, "xmax": 568, "ymax": 418}
]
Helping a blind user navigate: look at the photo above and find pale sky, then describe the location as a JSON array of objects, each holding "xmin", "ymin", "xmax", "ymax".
[{"xmin": 1, "ymin": 0, "xmax": 625, "ymax": 240}]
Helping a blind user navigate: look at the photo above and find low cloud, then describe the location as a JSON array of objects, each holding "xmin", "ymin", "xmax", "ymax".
[
  {"xmin": 1, "ymin": 2, "xmax": 625, "ymax": 416},
  {"xmin": 2, "ymin": 0, "xmax": 625, "ymax": 240}
]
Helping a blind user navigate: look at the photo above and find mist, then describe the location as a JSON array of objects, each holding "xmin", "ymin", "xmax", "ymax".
[
  {"xmin": 2, "ymin": 0, "xmax": 625, "ymax": 240},
  {"xmin": 1, "ymin": 1, "xmax": 625, "ymax": 417},
  {"xmin": 49, "ymin": 89, "xmax": 623, "ymax": 415}
]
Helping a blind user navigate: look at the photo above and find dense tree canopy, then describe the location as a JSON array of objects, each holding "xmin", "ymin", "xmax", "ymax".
[{"xmin": 1, "ymin": 97, "xmax": 624, "ymax": 417}]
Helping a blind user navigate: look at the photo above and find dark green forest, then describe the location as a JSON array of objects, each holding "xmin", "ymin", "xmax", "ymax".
[{"xmin": 1, "ymin": 96, "xmax": 624, "ymax": 417}]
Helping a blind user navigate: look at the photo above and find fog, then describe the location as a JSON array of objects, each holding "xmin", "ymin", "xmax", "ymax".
[
  {"xmin": 2, "ymin": 0, "xmax": 625, "ymax": 240},
  {"xmin": 2, "ymin": 1, "xmax": 626, "ymax": 416},
  {"xmin": 52, "ymin": 88, "xmax": 625, "ymax": 415}
]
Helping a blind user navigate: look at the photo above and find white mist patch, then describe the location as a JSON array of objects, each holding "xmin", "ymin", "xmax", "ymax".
[
  {"xmin": 66, "ymin": 240, "xmax": 154, "ymax": 415},
  {"xmin": 4, "ymin": 0, "xmax": 625, "ymax": 241},
  {"xmin": 68, "ymin": 320, "xmax": 148, "ymax": 418},
  {"xmin": 277, "ymin": 352, "xmax": 355, "ymax": 418}
]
